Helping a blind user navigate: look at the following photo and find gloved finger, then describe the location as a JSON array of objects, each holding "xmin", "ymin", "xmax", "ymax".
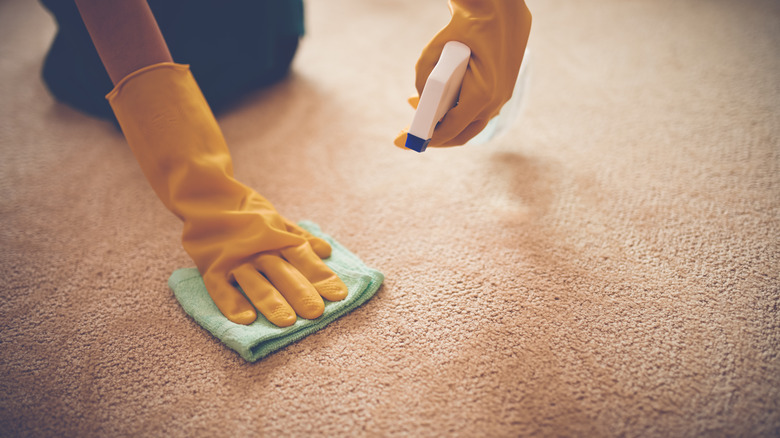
[
  {"xmin": 306, "ymin": 237, "xmax": 331, "ymax": 259},
  {"xmin": 202, "ymin": 271, "xmax": 258, "ymax": 325},
  {"xmin": 394, "ymin": 130, "xmax": 413, "ymax": 150},
  {"xmin": 255, "ymin": 254, "xmax": 325, "ymax": 320},
  {"xmin": 282, "ymin": 219, "xmax": 332, "ymax": 259},
  {"xmin": 395, "ymin": 95, "xmax": 419, "ymax": 150},
  {"xmin": 282, "ymin": 243, "xmax": 348, "ymax": 302},
  {"xmin": 427, "ymin": 103, "xmax": 486, "ymax": 147},
  {"xmin": 433, "ymin": 117, "xmax": 491, "ymax": 148},
  {"xmin": 232, "ymin": 264, "xmax": 296, "ymax": 327}
]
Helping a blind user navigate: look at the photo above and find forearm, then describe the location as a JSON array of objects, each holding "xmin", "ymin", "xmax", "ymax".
[{"xmin": 74, "ymin": 0, "xmax": 172, "ymax": 84}]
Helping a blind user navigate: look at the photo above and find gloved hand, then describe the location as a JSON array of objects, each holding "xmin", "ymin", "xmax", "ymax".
[
  {"xmin": 395, "ymin": 0, "xmax": 532, "ymax": 148},
  {"xmin": 107, "ymin": 62, "xmax": 347, "ymax": 327}
]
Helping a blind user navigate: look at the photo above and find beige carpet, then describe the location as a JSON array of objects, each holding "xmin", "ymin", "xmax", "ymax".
[{"xmin": 2, "ymin": 0, "xmax": 779, "ymax": 436}]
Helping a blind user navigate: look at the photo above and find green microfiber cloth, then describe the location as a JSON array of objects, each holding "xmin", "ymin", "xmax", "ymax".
[{"xmin": 168, "ymin": 221, "xmax": 384, "ymax": 362}]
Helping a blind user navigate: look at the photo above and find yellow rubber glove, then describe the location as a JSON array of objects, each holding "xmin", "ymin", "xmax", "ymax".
[
  {"xmin": 107, "ymin": 62, "xmax": 348, "ymax": 327},
  {"xmin": 395, "ymin": 0, "xmax": 532, "ymax": 148}
]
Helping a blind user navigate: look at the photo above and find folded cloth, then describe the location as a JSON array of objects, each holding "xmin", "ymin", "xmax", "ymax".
[{"xmin": 169, "ymin": 221, "xmax": 384, "ymax": 362}]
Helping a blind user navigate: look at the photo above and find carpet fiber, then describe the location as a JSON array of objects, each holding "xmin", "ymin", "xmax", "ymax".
[{"xmin": 1, "ymin": 0, "xmax": 778, "ymax": 436}]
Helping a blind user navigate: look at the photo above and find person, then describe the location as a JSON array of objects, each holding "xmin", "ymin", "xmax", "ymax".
[
  {"xmin": 40, "ymin": 0, "xmax": 531, "ymax": 327},
  {"xmin": 41, "ymin": 0, "xmax": 304, "ymax": 122}
]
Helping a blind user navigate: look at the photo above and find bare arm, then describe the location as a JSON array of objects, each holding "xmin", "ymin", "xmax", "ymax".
[{"xmin": 74, "ymin": 0, "xmax": 173, "ymax": 84}]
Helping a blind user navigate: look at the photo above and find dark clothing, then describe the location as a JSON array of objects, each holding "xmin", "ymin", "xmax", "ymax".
[{"xmin": 40, "ymin": 0, "xmax": 304, "ymax": 120}]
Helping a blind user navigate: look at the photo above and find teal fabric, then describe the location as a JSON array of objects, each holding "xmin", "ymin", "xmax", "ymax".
[{"xmin": 168, "ymin": 221, "xmax": 384, "ymax": 362}]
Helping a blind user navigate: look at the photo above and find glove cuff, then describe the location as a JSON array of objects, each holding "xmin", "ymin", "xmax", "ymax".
[{"xmin": 106, "ymin": 62, "xmax": 236, "ymax": 214}]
